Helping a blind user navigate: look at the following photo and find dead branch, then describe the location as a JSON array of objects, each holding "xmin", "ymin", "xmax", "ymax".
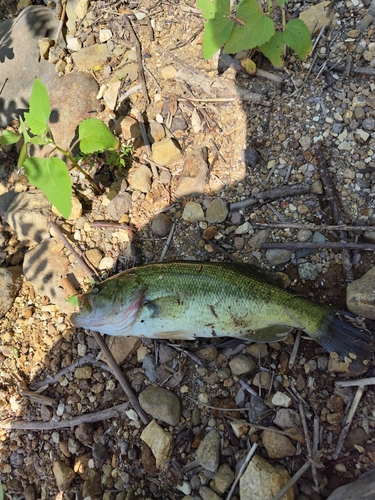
[
  {"xmin": 226, "ymin": 443, "xmax": 258, "ymax": 500},
  {"xmin": 260, "ymin": 242, "xmax": 375, "ymax": 251},
  {"xmin": 30, "ymin": 354, "xmax": 114, "ymax": 390},
  {"xmin": 332, "ymin": 385, "xmax": 365, "ymax": 460},
  {"xmin": 48, "ymin": 221, "xmax": 99, "ymax": 282},
  {"xmin": 316, "ymin": 145, "xmax": 353, "ymax": 281},
  {"xmin": 123, "ymin": 16, "xmax": 149, "ymax": 103},
  {"xmin": 0, "ymin": 402, "xmax": 130, "ymax": 430},
  {"xmin": 335, "ymin": 377, "xmax": 375, "ymax": 387},
  {"xmin": 230, "ymin": 183, "xmax": 310, "ymax": 210},
  {"xmin": 271, "ymin": 461, "xmax": 311, "ymax": 500},
  {"xmin": 299, "ymin": 401, "xmax": 319, "ymax": 489},
  {"xmin": 91, "ymin": 331, "xmax": 150, "ymax": 425},
  {"xmin": 255, "ymin": 222, "xmax": 373, "ymax": 232}
]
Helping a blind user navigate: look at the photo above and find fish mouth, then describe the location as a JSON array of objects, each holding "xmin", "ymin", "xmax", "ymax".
[{"xmin": 71, "ymin": 295, "xmax": 94, "ymax": 326}]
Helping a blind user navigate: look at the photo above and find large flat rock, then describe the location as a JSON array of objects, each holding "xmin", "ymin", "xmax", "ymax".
[{"xmin": 0, "ymin": 5, "xmax": 59, "ymax": 126}]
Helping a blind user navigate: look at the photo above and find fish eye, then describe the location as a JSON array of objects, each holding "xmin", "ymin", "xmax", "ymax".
[{"xmin": 91, "ymin": 287, "xmax": 100, "ymax": 295}]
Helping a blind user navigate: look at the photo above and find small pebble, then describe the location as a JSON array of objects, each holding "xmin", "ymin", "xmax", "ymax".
[
  {"xmin": 265, "ymin": 249, "xmax": 292, "ymax": 266},
  {"xmin": 182, "ymin": 202, "xmax": 204, "ymax": 222},
  {"xmin": 151, "ymin": 213, "xmax": 172, "ymax": 237},
  {"xmin": 205, "ymin": 198, "xmax": 229, "ymax": 223},
  {"xmin": 362, "ymin": 117, "xmax": 375, "ymax": 131},
  {"xmin": 253, "ymin": 371, "xmax": 271, "ymax": 389},
  {"xmin": 298, "ymin": 262, "xmax": 319, "ymax": 280},
  {"xmin": 229, "ymin": 354, "xmax": 255, "ymax": 375},
  {"xmin": 304, "ymin": 359, "xmax": 317, "ymax": 374}
]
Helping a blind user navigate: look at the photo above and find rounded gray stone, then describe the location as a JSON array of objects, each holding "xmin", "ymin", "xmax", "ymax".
[
  {"xmin": 139, "ymin": 386, "xmax": 181, "ymax": 426},
  {"xmin": 151, "ymin": 213, "xmax": 172, "ymax": 237},
  {"xmin": 196, "ymin": 430, "xmax": 221, "ymax": 473},
  {"xmin": 128, "ymin": 164, "xmax": 152, "ymax": 193},
  {"xmin": 298, "ymin": 262, "xmax": 319, "ymax": 281},
  {"xmin": 182, "ymin": 202, "xmax": 204, "ymax": 222},
  {"xmin": 362, "ymin": 117, "xmax": 375, "ymax": 131},
  {"xmin": 106, "ymin": 193, "xmax": 132, "ymax": 220},
  {"xmin": 229, "ymin": 354, "xmax": 255, "ymax": 375},
  {"xmin": 205, "ymin": 199, "xmax": 229, "ymax": 223},
  {"xmin": 265, "ymin": 249, "xmax": 292, "ymax": 266}
]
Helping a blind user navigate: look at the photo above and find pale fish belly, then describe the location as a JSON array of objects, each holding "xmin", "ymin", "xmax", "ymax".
[{"xmin": 113, "ymin": 295, "xmax": 296, "ymax": 341}]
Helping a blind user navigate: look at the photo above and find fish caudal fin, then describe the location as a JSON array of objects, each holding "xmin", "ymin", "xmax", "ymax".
[{"xmin": 318, "ymin": 313, "xmax": 374, "ymax": 374}]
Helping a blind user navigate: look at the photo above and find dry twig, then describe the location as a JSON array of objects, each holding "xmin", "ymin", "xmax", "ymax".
[
  {"xmin": 230, "ymin": 183, "xmax": 310, "ymax": 210},
  {"xmin": 48, "ymin": 221, "xmax": 99, "ymax": 282},
  {"xmin": 271, "ymin": 461, "xmax": 311, "ymax": 500},
  {"xmin": 226, "ymin": 443, "xmax": 258, "ymax": 500},
  {"xmin": 332, "ymin": 385, "xmax": 365, "ymax": 460},
  {"xmin": 299, "ymin": 401, "xmax": 319, "ymax": 489},
  {"xmin": 123, "ymin": 16, "xmax": 149, "ymax": 103},
  {"xmin": 159, "ymin": 222, "xmax": 176, "ymax": 262},
  {"xmin": 316, "ymin": 145, "xmax": 353, "ymax": 281},
  {"xmin": 255, "ymin": 222, "xmax": 373, "ymax": 232},
  {"xmin": 261, "ymin": 242, "xmax": 375, "ymax": 251},
  {"xmin": 289, "ymin": 330, "xmax": 302, "ymax": 369},
  {"xmin": 91, "ymin": 331, "xmax": 150, "ymax": 425},
  {"xmin": 0, "ymin": 403, "xmax": 130, "ymax": 430},
  {"xmin": 336, "ymin": 377, "xmax": 375, "ymax": 387},
  {"xmin": 30, "ymin": 354, "xmax": 114, "ymax": 390}
]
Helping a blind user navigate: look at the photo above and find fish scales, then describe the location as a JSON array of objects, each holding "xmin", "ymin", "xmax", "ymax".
[
  {"xmin": 123, "ymin": 262, "xmax": 327, "ymax": 340},
  {"xmin": 72, "ymin": 261, "xmax": 374, "ymax": 373}
]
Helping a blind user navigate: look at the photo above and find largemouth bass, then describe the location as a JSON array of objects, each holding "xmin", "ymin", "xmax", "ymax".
[{"xmin": 72, "ymin": 261, "xmax": 373, "ymax": 373}]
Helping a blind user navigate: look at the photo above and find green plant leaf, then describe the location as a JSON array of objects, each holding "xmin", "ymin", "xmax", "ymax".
[
  {"xmin": 283, "ymin": 19, "xmax": 312, "ymax": 60},
  {"xmin": 276, "ymin": 0, "xmax": 288, "ymax": 5},
  {"xmin": 18, "ymin": 143, "xmax": 29, "ymax": 168},
  {"xmin": 78, "ymin": 119, "xmax": 119, "ymax": 154},
  {"xmin": 197, "ymin": 0, "xmax": 233, "ymax": 58},
  {"xmin": 202, "ymin": 16, "xmax": 234, "ymax": 59},
  {"xmin": 0, "ymin": 130, "xmax": 20, "ymax": 145},
  {"xmin": 66, "ymin": 295, "xmax": 79, "ymax": 306},
  {"xmin": 24, "ymin": 78, "xmax": 50, "ymax": 136},
  {"xmin": 258, "ymin": 31, "xmax": 284, "ymax": 67},
  {"xmin": 23, "ymin": 156, "xmax": 72, "ymax": 218},
  {"xmin": 28, "ymin": 135, "xmax": 52, "ymax": 146},
  {"xmin": 197, "ymin": 0, "xmax": 230, "ymax": 19},
  {"xmin": 224, "ymin": 0, "xmax": 275, "ymax": 53}
]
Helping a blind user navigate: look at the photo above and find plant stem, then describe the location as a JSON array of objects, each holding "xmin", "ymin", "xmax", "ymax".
[
  {"xmin": 47, "ymin": 124, "xmax": 102, "ymax": 194},
  {"xmin": 54, "ymin": 145, "xmax": 102, "ymax": 194}
]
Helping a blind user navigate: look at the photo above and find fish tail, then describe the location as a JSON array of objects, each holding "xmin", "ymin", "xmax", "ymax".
[{"xmin": 317, "ymin": 312, "xmax": 374, "ymax": 373}]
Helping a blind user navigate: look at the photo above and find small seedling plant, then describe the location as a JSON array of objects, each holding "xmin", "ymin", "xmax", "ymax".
[
  {"xmin": 0, "ymin": 78, "xmax": 120, "ymax": 218},
  {"xmin": 197, "ymin": 0, "xmax": 312, "ymax": 68}
]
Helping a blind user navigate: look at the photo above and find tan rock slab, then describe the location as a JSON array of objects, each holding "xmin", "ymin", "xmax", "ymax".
[
  {"xmin": 140, "ymin": 419, "xmax": 173, "ymax": 470},
  {"xmin": 240, "ymin": 454, "xmax": 293, "ymax": 500},
  {"xmin": 262, "ymin": 428, "xmax": 296, "ymax": 458},
  {"xmin": 299, "ymin": 1, "xmax": 330, "ymax": 34},
  {"xmin": 346, "ymin": 266, "xmax": 375, "ymax": 320},
  {"xmin": 152, "ymin": 137, "xmax": 182, "ymax": 166},
  {"xmin": 72, "ymin": 44, "xmax": 110, "ymax": 71},
  {"xmin": 53, "ymin": 461, "xmax": 76, "ymax": 491}
]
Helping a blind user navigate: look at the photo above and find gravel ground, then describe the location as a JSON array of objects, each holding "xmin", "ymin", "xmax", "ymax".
[{"xmin": 1, "ymin": 0, "xmax": 375, "ymax": 499}]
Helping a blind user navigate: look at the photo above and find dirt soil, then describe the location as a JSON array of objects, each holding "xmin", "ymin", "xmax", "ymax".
[{"xmin": 1, "ymin": 0, "xmax": 375, "ymax": 499}]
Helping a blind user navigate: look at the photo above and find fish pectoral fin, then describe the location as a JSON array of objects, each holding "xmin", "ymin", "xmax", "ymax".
[
  {"xmin": 144, "ymin": 295, "xmax": 189, "ymax": 318},
  {"xmin": 153, "ymin": 330, "xmax": 196, "ymax": 340},
  {"xmin": 243, "ymin": 325, "xmax": 293, "ymax": 342}
]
